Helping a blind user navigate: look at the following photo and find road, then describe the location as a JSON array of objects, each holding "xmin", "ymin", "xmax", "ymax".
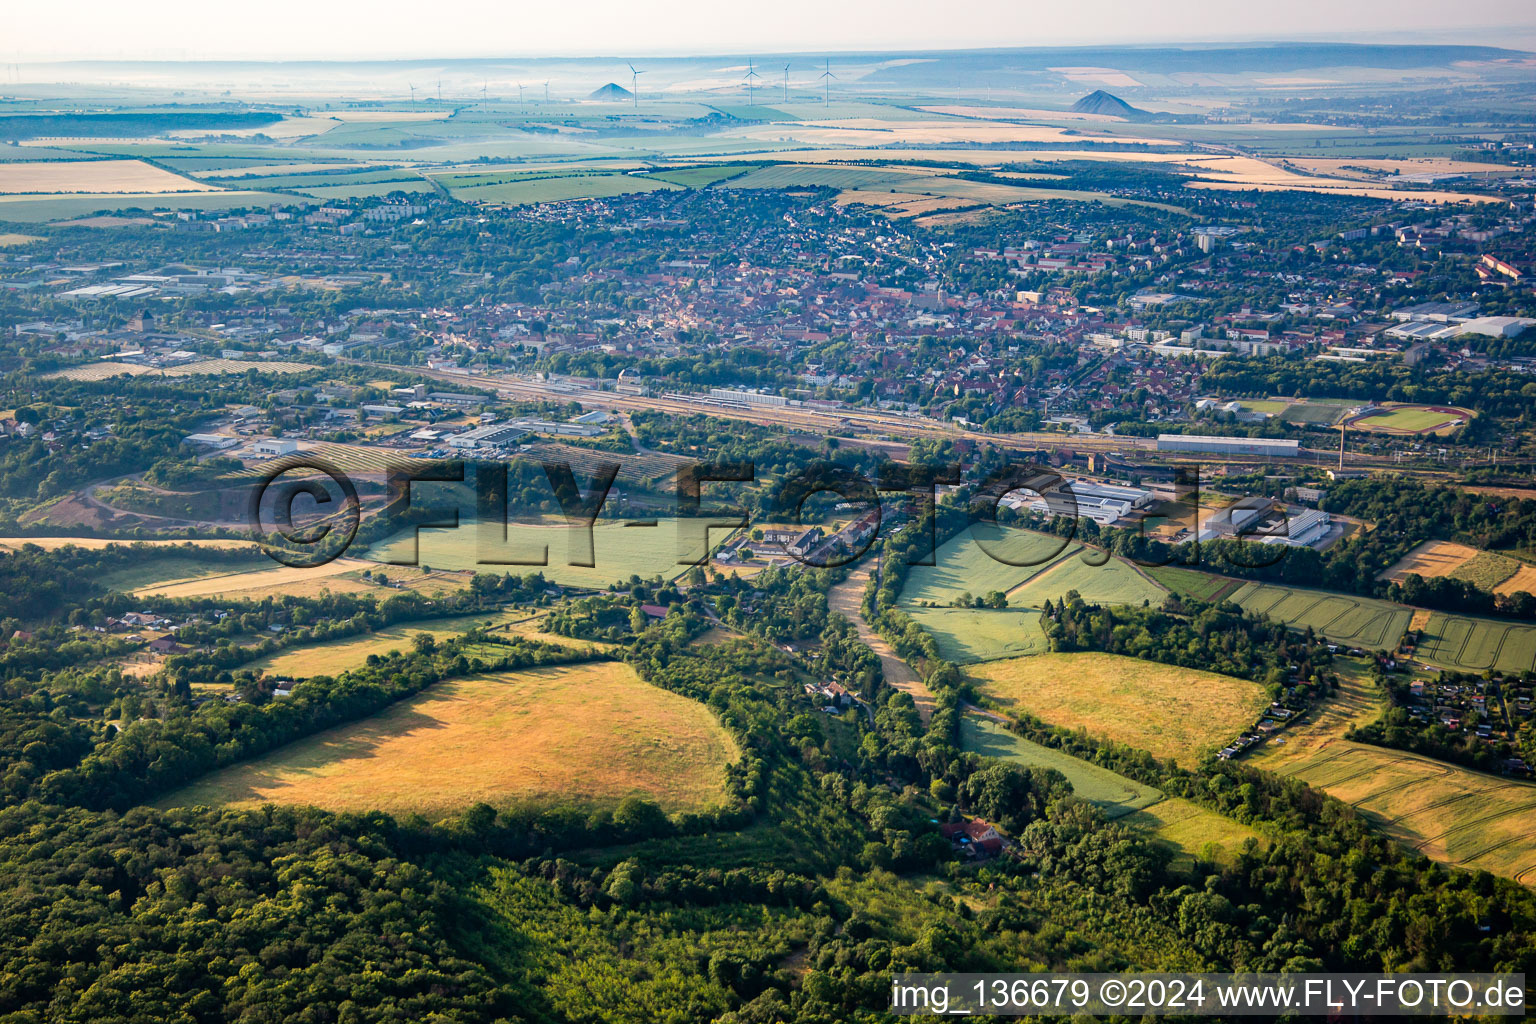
[{"xmin": 826, "ymin": 561, "xmax": 935, "ymax": 724}]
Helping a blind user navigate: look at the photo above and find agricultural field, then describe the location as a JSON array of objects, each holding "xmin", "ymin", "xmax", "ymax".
[
  {"xmin": 366, "ymin": 517, "xmax": 694, "ymax": 588},
  {"xmin": 906, "ymin": 607, "xmax": 1050, "ymax": 664},
  {"xmin": 0, "ymin": 233, "xmax": 39, "ymax": 246},
  {"xmin": 450, "ymin": 173, "xmax": 680, "ymax": 206},
  {"xmin": 1144, "ymin": 564, "xmax": 1243, "ymax": 603},
  {"xmin": 1449, "ymin": 550, "xmax": 1522, "ymax": 592},
  {"xmin": 0, "ymin": 190, "xmax": 297, "ymax": 223},
  {"xmin": 960, "ymin": 715, "xmax": 1163, "ymax": 819},
  {"xmin": 135, "ymin": 556, "xmax": 378, "ymax": 599},
  {"xmin": 160, "ymin": 662, "xmax": 740, "ymax": 816},
  {"xmin": 1230, "ymin": 581, "xmax": 1412, "ymax": 650},
  {"xmin": 1347, "ymin": 403, "xmax": 1474, "ymax": 435},
  {"xmin": 1380, "ymin": 539, "xmax": 1481, "ymax": 583},
  {"xmin": 1245, "ymin": 663, "xmax": 1536, "ymax": 883},
  {"xmin": 0, "ymin": 536, "xmax": 256, "ymax": 552},
  {"xmin": 1415, "ymin": 612, "xmax": 1536, "ymax": 674},
  {"xmin": 0, "ymin": 159, "xmax": 218, "ymax": 194},
  {"xmin": 1495, "ymin": 565, "xmax": 1536, "ymax": 598},
  {"xmin": 968, "ymin": 652, "xmax": 1269, "ymax": 766},
  {"xmin": 246, "ymin": 611, "xmax": 531, "ymax": 678},
  {"xmin": 296, "ymin": 180, "xmax": 438, "ymax": 199},
  {"xmin": 97, "ymin": 550, "xmax": 273, "ymax": 592},
  {"xmin": 643, "ymin": 164, "xmax": 761, "ymax": 186},
  {"xmin": 47, "ymin": 358, "xmax": 316, "ymax": 381},
  {"xmin": 900, "ymin": 525, "xmax": 1079, "ymax": 607},
  {"xmin": 1005, "ymin": 552, "xmax": 1167, "ymax": 609}
]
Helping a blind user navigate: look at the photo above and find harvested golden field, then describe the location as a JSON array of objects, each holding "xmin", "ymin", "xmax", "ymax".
[
  {"xmin": 1380, "ymin": 539, "xmax": 1481, "ymax": 582},
  {"xmin": 0, "ymin": 536, "xmax": 255, "ymax": 552},
  {"xmin": 1250, "ymin": 664, "xmax": 1536, "ymax": 884},
  {"xmin": 969, "ymin": 652, "xmax": 1268, "ymax": 766},
  {"xmin": 47, "ymin": 357, "xmax": 316, "ymax": 381},
  {"xmin": 0, "ymin": 159, "xmax": 218, "ymax": 194},
  {"xmin": 833, "ymin": 190, "xmax": 975, "ymax": 217},
  {"xmin": 135, "ymin": 557, "xmax": 376, "ymax": 598},
  {"xmin": 160, "ymin": 662, "xmax": 739, "ymax": 816},
  {"xmin": 1496, "ymin": 565, "xmax": 1536, "ymax": 598},
  {"xmin": 0, "ymin": 233, "xmax": 40, "ymax": 247}
]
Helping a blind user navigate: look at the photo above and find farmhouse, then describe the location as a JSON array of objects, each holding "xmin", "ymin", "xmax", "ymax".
[{"xmin": 939, "ymin": 818, "xmax": 1004, "ymax": 858}]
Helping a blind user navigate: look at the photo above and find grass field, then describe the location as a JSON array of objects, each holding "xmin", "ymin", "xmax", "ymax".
[
  {"xmin": 906, "ymin": 607, "xmax": 1050, "ymax": 663},
  {"xmin": 160, "ymin": 662, "xmax": 738, "ymax": 816},
  {"xmin": 1417, "ymin": 612, "xmax": 1536, "ymax": 674},
  {"xmin": 1231, "ymin": 581, "xmax": 1412, "ymax": 650},
  {"xmin": 1007, "ymin": 553, "xmax": 1167, "ymax": 609},
  {"xmin": 246, "ymin": 611, "xmax": 529, "ymax": 677},
  {"xmin": 969, "ymin": 652, "xmax": 1269, "ymax": 766},
  {"xmin": 960, "ymin": 715, "xmax": 1162, "ymax": 819},
  {"xmin": 366, "ymin": 517, "xmax": 696, "ymax": 588},
  {"xmin": 900, "ymin": 526, "xmax": 1079, "ymax": 606},
  {"xmin": 1120, "ymin": 797, "xmax": 1262, "ymax": 866}
]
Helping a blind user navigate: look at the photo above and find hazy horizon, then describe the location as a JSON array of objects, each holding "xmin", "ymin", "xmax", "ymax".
[{"xmin": 5, "ymin": 0, "xmax": 1536, "ymax": 63}]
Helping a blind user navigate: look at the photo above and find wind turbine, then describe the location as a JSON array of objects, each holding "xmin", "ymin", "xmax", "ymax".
[
  {"xmin": 517, "ymin": 81, "xmax": 525, "ymax": 105},
  {"xmin": 744, "ymin": 59, "xmax": 761, "ymax": 106},
  {"xmin": 408, "ymin": 82, "xmax": 416, "ymax": 106},
  {"xmin": 626, "ymin": 62, "xmax": 644, "ymax": 108},
  {"xmin": 819, "ymin": 59, "xmax": 836, "ymax": 107},
  {"xmin": 782, "ymin": 62, "xmax": 791, "ymax": 103},
  {"xmin": 436, "ymin": 79, "xmax": 442, "ymax": 102},
  {"xmin": 481, "ymin": 81, "xmax": 488, "ymax": 106},
  {"xmin": 543, "ymin": 80, "xmax": 550, "ymax": 103}
]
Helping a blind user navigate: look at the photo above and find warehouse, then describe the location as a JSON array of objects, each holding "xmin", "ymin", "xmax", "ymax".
[{"xmin": 1156, "ymin": 434, "xmax": 1300, "ymax": 458}]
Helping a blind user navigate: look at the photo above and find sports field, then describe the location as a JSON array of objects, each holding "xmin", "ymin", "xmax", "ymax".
[
  {"xmin": 969, "ymin": 652, "xmax": 1269, "ymax": 766},
  {"xmin": 960, "ymin": 715, "xmax": 1163, "ymax": 819},
  {"xmin": 366, "ymin": 517, "xmax": 696, "ymax": 588},
  {"xmin": 160, "ymin": 662, "xmax": 739, "ymax": 816},
  {"xmin": 1230, "ymin": 581, "xmax": 1411, "ymax": 650},
  {"xmin": 1416, "ymin": 612, "xmax": 1536, "ymax": 674},
  {"xmin": 906, "ymin": 607, "xmax": 1050, "ymax": 663},
  {"xmin": 900, "ymin": 526, "xmax": 1079, "ymax": 606},
  {"xmin": 1348, "ymin": 403, "xmax": 1473, "ymax": 435}
]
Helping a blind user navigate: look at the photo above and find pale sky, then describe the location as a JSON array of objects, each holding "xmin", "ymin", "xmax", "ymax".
[{"xmin": 3, "ymin": 0, "xmax": 1534, "ymax": 62}]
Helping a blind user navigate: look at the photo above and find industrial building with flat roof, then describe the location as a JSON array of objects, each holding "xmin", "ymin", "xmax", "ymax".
[{"xmin": 1157, "ymin": 434, "xmax": 1301, "ymax": 458}]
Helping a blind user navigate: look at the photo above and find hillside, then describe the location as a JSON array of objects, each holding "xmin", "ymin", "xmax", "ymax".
[
  {"xmin": 1069, "ymin": 89, "xmax": 1154, "ymax": 120},
  {"xmin": 588, "ymin": 82, "xmax": 634, "ymax": 102}
]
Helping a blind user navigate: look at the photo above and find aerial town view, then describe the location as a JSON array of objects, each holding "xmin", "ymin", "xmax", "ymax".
[{"xmin": 1, "ymin": 0, "xmax": 1536, "ymax": 1019}]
